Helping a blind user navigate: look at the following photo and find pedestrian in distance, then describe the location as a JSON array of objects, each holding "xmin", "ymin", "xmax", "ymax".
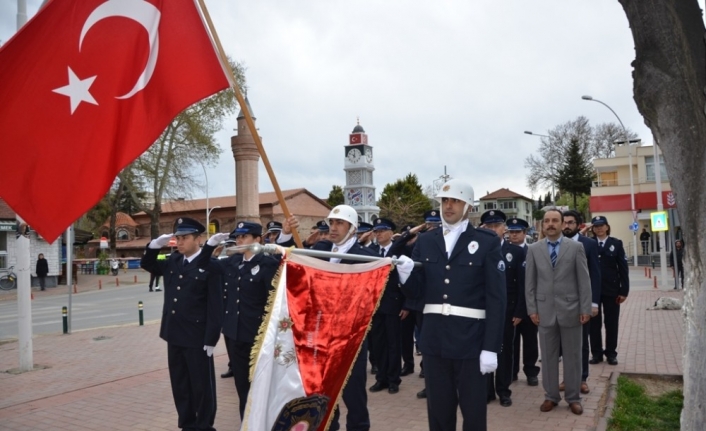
[{"xmin": 36, "ymin": 253, "xmax": 49, "ymax": 291}]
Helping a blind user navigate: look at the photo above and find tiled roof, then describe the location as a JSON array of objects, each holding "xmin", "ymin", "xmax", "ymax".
[
  {"xmin": 101, "ymin": 212, "xmax": 139, "ymax": 228},
  {"xmin": 0, "ymin": 198, "xmax": 16, "ymax": 219},
  {"xmin": 479, "ymin": 188, "xmax": 532, "ymax": 201}
]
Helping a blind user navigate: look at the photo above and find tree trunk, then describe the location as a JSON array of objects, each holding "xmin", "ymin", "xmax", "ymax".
[{"xmin": 619, "ymin": 1, "xmax": 706, "ymax": 428}]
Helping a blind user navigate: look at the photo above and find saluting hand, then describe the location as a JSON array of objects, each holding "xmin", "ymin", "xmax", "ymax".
[
  {"xmin": 207, "ymin": 232, "xmax": 230, "ymax": 247},
  {"xmin": 149, "ymin": 233, "xmax": 173, "ymax": 249}
]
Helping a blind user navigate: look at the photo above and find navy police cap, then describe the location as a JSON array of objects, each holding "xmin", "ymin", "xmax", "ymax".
[
  {"xmin": 373, "ymin": 218, "xmax": 396, "ymax": 231},
  {"xmin": 424, "ymin": 210, "xmax": 441, "ymax": 223},
  {"xmin": 316, "ymin": 220, "xmax": 329, "ymax": 232},
  {"xmin": 357, "ymin": 221, "xmax": 373, "ymax": 233},
  {"xmin": 591, "ymin": 215, "xmax": 608, "ymax": 226},
  {"xmin": 506, "ymin": 217, "xmax": 529, "ymax": 231},
  {"xmin": 266, "ymin": 221, "xmax": 283, "ymax": 233},
  {"xmin": 174, "ymin": 217, "xmax": 205, "ymax": 236},
  {"xmin": 230, "ymin": 222, "xmax": 263, "ymax": 238},
  {"xmin": 480, "ymin": 209, "xmax": 507, "ymax": 225}
]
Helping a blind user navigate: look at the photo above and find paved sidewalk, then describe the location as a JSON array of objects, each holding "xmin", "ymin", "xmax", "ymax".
[{"xmin": 0, "ymin": 268, "xmax": 684, "ymax": 430}]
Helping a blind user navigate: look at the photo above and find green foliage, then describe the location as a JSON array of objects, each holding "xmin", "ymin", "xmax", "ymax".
[
  {"xmin": 377, "ymin": 173, "xmax": 432, "ymax": 228},
  {"xmin": 608, "ymin": 375, "xmax": 683, "ymax": 431},
  {"xmin": 556, "ymin": 138, "xmax": 594, "ymax": 210},
  {"xmin": 327, "ymin": 185, "xmax": 344, "ymax": 207},
  {"xmin": 556, "ymin": 193, "xmax": 590, "ymax": 221},
  {"xmin": 543, "ymin": 191, "xmax": 552, "ymax": 207}
]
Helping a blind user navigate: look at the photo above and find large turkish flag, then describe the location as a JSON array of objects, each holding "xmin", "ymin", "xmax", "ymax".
[{"xmin": 0, "ymin": 0, "xmax": 230, "ymax": 241}]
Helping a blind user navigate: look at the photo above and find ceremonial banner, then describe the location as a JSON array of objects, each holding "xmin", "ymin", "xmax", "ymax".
[
  {"xmin": 0, "ymin": 0, "xmax": 230, "ymax": 241},
  {"xmin": 243, "ymin": 253, "xmax": 392, "ymax": 431}
]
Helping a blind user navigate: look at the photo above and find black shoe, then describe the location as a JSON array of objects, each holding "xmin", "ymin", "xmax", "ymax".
[
  {"xmin": 388, "ymin": 383, "xmax": 399, "ymax": 394},
  {"xmin": 370, "ymin": 365, "xmax": 378, "ymax": 375},
  {"xmin": 589, "ymin": 357, "xmax": 604, "ymax": 364},
  {"xmin": 527, "ymin": 376, "xmax": 539, "ymax": 386},
  {"xmin": 500, "ymin": 397, "xmax": 512, "ymax": 407},
  {"xmin": 369, "ymin": 381, "xmax": 388, "ymax": 392},
  {"xmin": 419, "ymin": 369, "xmax": 425, "ymax": 378},
  {"xmin": 220, "ymin": 368, "xmax": 233, "ymax": 378},
  {"xmin": 607, "ymin": 357, "xmax": 618, "ymax": 365},
  {"xmin": 400, "ymin": 366, "xmax": 414, "ymax": 376},
  {"xmin": 149, "ymin": 288, "xmax": 153, "ymax": 292},
  {"xmin": 416, "ymin": 388, "xmax": 427, "ymax": 399}
]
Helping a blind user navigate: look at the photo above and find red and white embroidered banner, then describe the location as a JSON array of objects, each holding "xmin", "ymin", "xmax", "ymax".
[{"xmin": 242, "ymin": 253, "xmax": 391, "ymax": 431}]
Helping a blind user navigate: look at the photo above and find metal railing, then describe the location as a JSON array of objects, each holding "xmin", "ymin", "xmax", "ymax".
[{"xmin": 593, "ymin": 177, "xmax": 669, "ymax": 187}]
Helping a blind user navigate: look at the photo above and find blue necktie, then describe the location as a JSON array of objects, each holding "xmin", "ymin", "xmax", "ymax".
[{"xmin": 549, "ymin": 242, "xmax": 558, "ymax": 267}]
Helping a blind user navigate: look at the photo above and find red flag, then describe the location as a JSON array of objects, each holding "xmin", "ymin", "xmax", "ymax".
[{"xmin": 0, "ymin": 0, "xmax": 230, "ymax": 241}]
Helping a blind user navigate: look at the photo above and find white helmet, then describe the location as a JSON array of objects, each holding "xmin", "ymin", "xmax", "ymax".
[
  {"xmin": 435, "ymin": 179, "xmax": 474, "ymax": 205},
  {"xmin": 327, "ymin": 205, "xmax": 359, "ymax": 228}
]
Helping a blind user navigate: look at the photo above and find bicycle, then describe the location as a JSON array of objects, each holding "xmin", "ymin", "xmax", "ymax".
[{"xmin": 0, "ymin": 266, "xmax": 17, "ymax": 290}]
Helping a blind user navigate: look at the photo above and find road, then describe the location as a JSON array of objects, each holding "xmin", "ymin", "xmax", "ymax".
[{"xmin": 0, "ymin": 284, "xmax": 164, "ymax": 340}]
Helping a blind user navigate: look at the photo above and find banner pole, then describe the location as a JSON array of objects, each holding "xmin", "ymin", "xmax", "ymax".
[{"xmin": 196, "ymin": 0, "xmax": 303, "ymax": 248}]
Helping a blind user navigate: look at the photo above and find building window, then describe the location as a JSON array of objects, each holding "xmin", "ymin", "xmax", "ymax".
[
  {"xmin": 117, "ymin": 229, "xmax": 129, "ymax": 241},
  {"xmin": 525, "ymin": 202, "xmax": 530, "ymax": 212},
  {"xmin": 645, "ymin": 156, "xmax": 668, "ymax": 181},
  {"xmin": 469, "ymin": 205, "xmax": 480, "ymax": 213},
  {"xmin": 484, "ymin": 202, "xmax": 496, "ymax": 210},
  {"xmin": 499, "ymin": 201, "xmax": 517, "ymax": 210}
]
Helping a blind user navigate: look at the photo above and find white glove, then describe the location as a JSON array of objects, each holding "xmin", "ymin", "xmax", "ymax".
[
  {"xmin": 207, "ymin": 232, "xmax": 230, "ymax": 247},
  {"xmin": 149, "ymin": 234, "xmax": 173, "ymax": 249},
  {"xmin": 479, "ymin": 350, "xmax": 498, "ymax": 375},
  {"xmin": 395, "ymin": 255, "xmax": 415, "ymax": 284},
  {"xmin": 204, "ymin": 345, "xmax": 215, "ymax": 357}
]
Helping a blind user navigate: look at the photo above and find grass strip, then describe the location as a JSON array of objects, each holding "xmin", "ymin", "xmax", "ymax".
[{"xmin": 608, "ymin": 375, "xmax": 683, "ymax": 431}]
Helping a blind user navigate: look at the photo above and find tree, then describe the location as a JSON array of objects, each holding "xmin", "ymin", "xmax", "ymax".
[
  {"xmin": 555, "ymin": 193, "xmax": 590, "ymax": 222},
  {"xmin": 377, "ymin": 173, "xmax": 432, "ymax": 229},
  {"xmin": 524, "ymin": 116, "xmax": 638, "ymax": 195},
  {"xmin": 555, "ymin": 138, "xmax": 594, "ymax": 210},
  {"xmin": 619, "ymin": 1, "xmax": 705, "ymax": 428},
  {"xmin": 543, "ymin": 191, "xmax": 552, "ymax": 207},
  {"xmin": 124, "ymin": 59, "xmax": 246, "ymax": 238},
  {"xmin": 326, "ymin": 185, "xmax": 344, "ymax": 207}
]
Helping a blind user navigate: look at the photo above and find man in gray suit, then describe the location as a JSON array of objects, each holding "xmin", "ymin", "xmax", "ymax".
[{"xmin": 525, "ymin": 209, "xmax": 592, "ymax": 415}]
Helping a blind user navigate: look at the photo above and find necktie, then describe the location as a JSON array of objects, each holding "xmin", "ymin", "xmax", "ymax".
[
  {"xmin": 380, "ymin": 247, "xmax": 385, "ymax": 257},
  {"xmin": 183, "ymin": 258, "xmax": 188, "ymax": 266},
  {"xmin": 549, "ymin": 242, "xmax": 558, "ymax": 267},
  {"xmin": 599, "ymin": 241, "xmax": 604, "ymax": 248}
]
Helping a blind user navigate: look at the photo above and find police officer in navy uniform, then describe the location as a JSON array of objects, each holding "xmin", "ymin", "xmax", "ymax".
[
  {"xmin": 481, "ymin": 210, "xmax": 526, "ymax": 408},
  {"xmin": 589, "ymin": 216, "xmax": 629, "ymax": 365},
  {"xmin": 198, "ymin": 222, "xmax": 281, "ymax": 420},
  {"xmin": 140, "ymin": 218, "xmax": 222, "ymax": 431},
  {"xmin": 357, "ymin": 221, "xmax": 375, "ymax": 247},
  {"xmin": 397, "ymin": 179, "xmax": 506, "ymax": 431},
  {"xmin": 367, "ymin": 218, "xmax": 405, "ymax": 395},
  {"xmin": 507, "ymin": 218, "xmax": 540, "ymax": 386},
  {"xmin": 264, "ymin": 220, "xmax": 283, "ymax": 244},
  {"xmin": 277, "ymin": 205, "xmax": 378, "ymax": 431}
]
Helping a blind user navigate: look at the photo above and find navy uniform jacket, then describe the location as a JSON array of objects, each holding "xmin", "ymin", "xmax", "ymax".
[
  {"xmin": 577, "ymin": 235, "xmax": 602, "ymax": 304},
  {"xmin": 367, "ymin": 243, "xmax": 404, "ymax": 315},
  {"xmin": 311, "ymin": 240, "xmax": 378, "ymax": 262},
  {"xmin": 198, "ymin": 244, "xmax": 281, "ymax": 343},
  {"xmin": 502, "ymin": 241, "xmax": 526, "ymax": 319},
  {"xmin": 401, "ymin": 224, "xmax": 507, "ymax": 359},
  {"xmin": 596, "ymin": 237, "xmax": 630, "ymax": 297},
  {"xmin": 141, "ymin": 247, "xmax": 222, "ymax": 348}
]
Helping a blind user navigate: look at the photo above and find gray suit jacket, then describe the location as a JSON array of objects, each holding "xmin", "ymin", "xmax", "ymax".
[{"xmin": 525, "ymin": 237, "xmax": 592, "ymax": 328}]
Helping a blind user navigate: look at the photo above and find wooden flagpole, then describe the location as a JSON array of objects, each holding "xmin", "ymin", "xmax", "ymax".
[{"xmin": 197, "ymin": 0, "xmax": 303, "ymax": 248}]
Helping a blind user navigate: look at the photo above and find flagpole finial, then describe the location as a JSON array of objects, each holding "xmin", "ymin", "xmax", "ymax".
[{"xmin": 357, "ymin": 116, "xmax": 360, "ymax": 125}]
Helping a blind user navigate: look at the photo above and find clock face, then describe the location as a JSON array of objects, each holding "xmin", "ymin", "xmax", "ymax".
[
  {"xmin": 365, "ymin": 148, "xmax": 373, "ymax": 163},
  {"xmin": 347, "ymin": 148, "xmax": 362, "ymax": 163}
]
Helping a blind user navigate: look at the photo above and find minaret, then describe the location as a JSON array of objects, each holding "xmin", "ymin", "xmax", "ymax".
[
  {"xmin": 231, "ymin": 99, "xmax": 261, "ymax": 224},
  {"xmin": 343, "ymin": 119, "xmax": 380, "ymax": 223}
]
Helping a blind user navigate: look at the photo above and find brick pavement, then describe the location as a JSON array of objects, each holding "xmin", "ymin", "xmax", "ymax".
[{"xmin": 0, "ymin": 268, "xmax": 684, "ymax": 430}]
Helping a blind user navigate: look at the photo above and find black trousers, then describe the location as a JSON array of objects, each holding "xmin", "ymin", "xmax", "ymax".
[
  {"xmin": 512, "ymin": 317, "xmax": 539, "ymax": 379},
  {"xmin": 367, "ymin": 332, "xmax": 375, "ymax": 368},
  {"xmin": 590, "ymin": 295, "xmax": 621, "ymax": 360},
  {"xmin": 400, "ymin": 310, "xmax": 416, "ymax": 370},
  {"xmin": 487, "ymin": 306, "xmax": 516, "ymax": 399},
  {"xmin": 225, "ymin": 336, "xmax": 252, "ymax": 420},
  {"xmin": 424, "ymin": 355, "xmax": 487, "ymax": 431},
  {"xmin": 371, "ymin": 312, "xmax": 402, "ymax": 385},
  {"xmin": 38, "ymin": 276, "xmax": 46, "ymax": 290},
  {"xmin": 149, "ymin": 273, "xmax": 161, "ymax": 288},
  {"xmin": 581, "ymin": 321, "xmax": 590, "ymax": 381},
  {"xmin": 331, "ymin": 340, "xmax": 370, "ymax": 431},
  {"xmin": 167, "ymin": 343, "xmax": 217, "ymax": 431}
]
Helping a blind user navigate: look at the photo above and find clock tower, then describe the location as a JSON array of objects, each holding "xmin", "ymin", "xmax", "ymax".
[{"xmin": 343, "ymin": 120, "xmax": 379, "ymax": 223}]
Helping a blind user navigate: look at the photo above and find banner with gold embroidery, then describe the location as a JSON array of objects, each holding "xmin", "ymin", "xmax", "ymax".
[{"xmin": 242, "ymin": 253, "xmax": 391, "ymax": 431}]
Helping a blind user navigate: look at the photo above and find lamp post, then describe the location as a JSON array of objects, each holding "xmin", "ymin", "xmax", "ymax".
[
  {"xmin": 206, "ymin": 206, "xmax": 221, "ymax": 238},
  {"xmin": 524, "ymin": 131, "xmax": 556, "ymax": 206},
  {"xmin": 197, "ymin": 161, "xmax": 219, "ymax": 239},
  {"xmin": 581, "ymin": 95, "xmax": 638, "ymax": 266}
]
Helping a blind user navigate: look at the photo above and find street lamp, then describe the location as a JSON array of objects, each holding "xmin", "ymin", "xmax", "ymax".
[
  {"xmin": 582, "ymin": 95, "xmax": 638, "ymax": 266},
  {"xmin": 197, "ymin": 161, "xmax": 217, "ymax": 239},
  {"xmin": 524, "ymin": 131, "xmax": 556, "ymax": 206},
  {"xmin": 206, "ymin": 205, "xmax": 221, "ymax": 238}
]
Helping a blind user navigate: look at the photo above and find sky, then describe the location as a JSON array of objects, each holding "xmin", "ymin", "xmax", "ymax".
[{"xmin": 3, "ymin": 0, "xmax": 703, "ymax": 205}]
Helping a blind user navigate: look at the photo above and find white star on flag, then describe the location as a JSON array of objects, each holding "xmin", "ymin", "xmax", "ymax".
[{"xmin": 52, "ymin": 66, "xmax": 98, "ymax": 114}]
